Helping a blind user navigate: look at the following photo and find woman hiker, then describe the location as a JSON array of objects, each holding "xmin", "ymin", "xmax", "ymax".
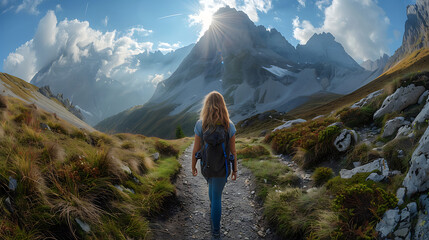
[{"xmin": 192, "ymin": 91, "xmax": 238, "ymax": 240}]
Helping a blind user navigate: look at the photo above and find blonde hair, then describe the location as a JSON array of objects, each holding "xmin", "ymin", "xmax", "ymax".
[{"xmin": 200, "ymin": 91, "xmax": 230, "ymax": 131}]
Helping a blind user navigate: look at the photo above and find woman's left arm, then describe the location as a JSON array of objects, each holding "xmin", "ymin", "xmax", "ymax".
[
  {"xmin": 192, "ymin": 135, "xmax": 201, "ymax": 176},
  {"xmin": 230, "ymin": 135, "xmax": 237, "ymax": 180}
]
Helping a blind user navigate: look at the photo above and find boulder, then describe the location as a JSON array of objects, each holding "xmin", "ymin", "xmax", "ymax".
[
  {"xmin": 120, "ymin": 164, "xmax": 132, "ymax": 175},
  {"xmin": 334, "ymin": 129, "xmax": 357, "ymax": 152},
  {"xmin": 396, "ymin": 187, "xmax": 406, "ymax": 205},
  {"xmin": 373, "ymin": 84, "xmax": 426, "ymax": 119},
  {"xmin": 40, "ymin": 123, "xmax": 51, "ymax": 131},
  {"xmin": 351, "ymin": 89, "xmax": 384, "ymax": 109},
  {"xmin": 375, "ymin": 209, "xmax": 400, "ymax": 238},
  {"xmin": 328, "ymin": 122, "xmax": 344, "ymax": 128},
  {"xmin": 340, "ymin": 158, "xmax": 389, "ymax": 179},
  {"xmin": 382, "ymin": 117, "xmax": 409, "ymax": 138},
  {"xmin": 366, "ymin": 172, "xmax": 386, "ymax": 182},
  {"xmin": 418, "ymin": 90, "xmax": 429, "ymax": 104},
  {"xmin": 414, "ymin": 195, "xmax": 429, "ymax": 239},
  {"xmin": 396, "ymin": 125, "xmax": 412, "ymax": 138},
  {"xmin": 413, "ymin": 97, "xmax": 429, "ymax": 125},
  {"xmin": 272, "ymin": 119, "xmax": 306, "ymax": 132}
]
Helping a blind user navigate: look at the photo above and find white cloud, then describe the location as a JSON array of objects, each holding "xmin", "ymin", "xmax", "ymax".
[
  {"xmin": 273, "ymin": 16, "xmax": 281, "ymax": 22},
  {"xmin": 297, "ymin": 0, "xmax": 305, "ymax": 7},
  {"xmin": 103, "ymin": 16, "xmax": 108, "ymax": 26},
  {"xmin": 127, "ymin": 26, "xmax": 153, "ymax": 38},
  {"xmin": 3, "ymin": 10, "xmax": 153, "ymax": 81},
  {"xmin": 189, "ymin": 0, "xmax": 272, "ymax": 38},
  {"xmin": 158, "ymin": 42, "xmax": 181, "ymax": 54},
  {"xmin": 16, "ymin": 0, "xmax": 43, "ymax": 15},
  {"xmin": 55, "ymin": 4, "xmax": 61, "ymax": 11},
  {"xmin": 292, "ymin": 0, "xmax": 389, "ymax": 61},
  {"xmin": 315, "ymin": 0, "xmax": 330, "ymax": 10},
  {"xmin": 149, "ymin": 74, "xmax": 164, "ymax": 86}
]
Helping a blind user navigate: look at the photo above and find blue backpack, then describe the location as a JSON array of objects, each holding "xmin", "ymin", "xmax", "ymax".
[{"xmin": 197, "ymin": 125, "xmax": 232, "ymax": 179}]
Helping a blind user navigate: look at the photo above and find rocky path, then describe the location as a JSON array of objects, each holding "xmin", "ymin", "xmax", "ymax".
[{"xmin": 150, "ymin": 144, "xmax": 278, "ymax": 240}]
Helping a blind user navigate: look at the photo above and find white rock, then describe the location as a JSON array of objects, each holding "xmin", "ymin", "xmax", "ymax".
[
  {"xmin": 407, "ymin": 202, "xmax": 417, "ymax": 218},
  {"xmin": 366, "ymin": 172, "xmax": 386, "ymax": 182},
  {"xmin": 120, "ymin": 164, "xmax": 132, "ymax": 175},
  {"xmin": 334, "ymin": 129, "xmax": 354, "ymax": 152},
  {"xmin": 373, "ymin": 84, "xmax": 426, "ymax": 119},
  {"xmin": 152, "ymin": 152, "xmax": 160, "ymax": 161},
  {"xmin": 376, "ymin": 209, "xmax": 400, "ymax": 238},
  {"xmin": 351, "ymin": 89, "xmax": 384, "ymax": 108},
  {"xmin": 403, "ymin": 154, "xmax": 429, "ymax": 197},
  {"xmin": 382, "ymin": 117, "xmax": 409, "ymax": 138},
  {"xmin": 414, "ymin": 196, "xmax": 429, "ymax": 240},
  {"xmin": 328, "ymin": 122, "xmax": 343, "ymax": 128},
  {"xmin": 396, "ymin": 125, "xmax": 412, "ymax": 138},
  {"xmin": 312, "ymin": 115, "xmax": 324, "ymax": 120},
  {"xmin": 340, "ymin": 158, "xmax": 389, "ymax": 179},
  {"xmin": 413, "ymin": 97, "xmax": 429, "ymax": 125},
  {"xmin": 418, "ymin": 90, "xmax": 429, "ymax": 104},
  {"xmin": 8, "ymin": 176, "xmax": 17, "ymax": 191},
  {"xmin": 272, "ymin": 119, "xmax": 306, "ymax": 132},
  {"xmin": 397, "ymin": 188, "xmax": 406, "ymax": 205},
  {"xmin": 353, "ymin": 162, "xmax": 361, "ymax": 168}
]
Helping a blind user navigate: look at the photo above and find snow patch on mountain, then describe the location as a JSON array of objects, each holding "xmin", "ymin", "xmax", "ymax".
[{"xmin": 262, "ymin": 65, "xmax": 294, "ymax": 77}]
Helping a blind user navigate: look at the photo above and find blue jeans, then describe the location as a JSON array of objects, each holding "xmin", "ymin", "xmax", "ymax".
[{"xmin": 208, "ymin": 177, "xmax": 227, "ymax": 234}]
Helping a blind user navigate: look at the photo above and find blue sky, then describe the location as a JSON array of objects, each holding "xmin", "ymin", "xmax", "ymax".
[{"xmin": 0, "ymin": 0, "xmax": 416, "ymax": 81}]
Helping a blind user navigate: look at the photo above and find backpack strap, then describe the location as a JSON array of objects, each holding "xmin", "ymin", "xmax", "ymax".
[{"xmin": 222, "ymin": 142, "xmax": 228, "ymax": 180}]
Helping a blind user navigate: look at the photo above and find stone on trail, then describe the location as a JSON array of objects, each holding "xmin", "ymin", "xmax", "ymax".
[
  {"xmin": 334, "ymin": 129, "xmax": 357, "ymax": 152},
  {"xmin": 373, "ymin": 84, "xmax": 426, "ymax": 119}
]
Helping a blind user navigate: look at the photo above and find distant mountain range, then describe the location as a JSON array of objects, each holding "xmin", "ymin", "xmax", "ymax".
[
  {"xmin": 96, "ymin": 6, "xmax": 384, "ymax": 138},
  {"xmin": 30, "ymin": 44, "xmax": 194, "ymax": 125}
]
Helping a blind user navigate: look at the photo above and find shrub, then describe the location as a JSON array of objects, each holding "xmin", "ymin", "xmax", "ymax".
[
  {"xmin": 121, "ymin": 141, "xmax": 135, "ymax": 150},
  {"xmin": 237, "ymin": 145, "xmax": 270, "ymax": 158},
  {"xmin": 69, "ymin": 129, "xmax": 87, "ymax": 141},
  {"xmin": 175, "ymin": 126, "xmax": 185, "ymax": 139},
  {"xmin": 264, "ymin": 188, "xmax": 334, "ymax": 239},
  {"xmin": 0, "ymin": 95, "xmax": 7, "ymax": 108},
  {"xmin": 333, "ymin": 184, "xmax": 397, "ymax": 239},
  {"xmin": 383, "ymin": 137, "xmax": 415, "ymax": 172},
  {"xmin": 155, "ymin": 140, "xmax": 179, "ymax": 157},
  {"xmin": 48, "ymin": 122, "xmax": 68, "ymax": 135},
  {"xmin": 339, "ymin": 106, "xmax": 375, "ymax": 128},
  {"xmin": 346, "ymin": 143, "xmax": 381, "ymax": 167},
  {"xmin": 266, "ymin": 118, "xmax": 340, "ymax": 169},
  {"xmin": 312, "ymin": 167, "xmax": 333, "ymax": 186}
]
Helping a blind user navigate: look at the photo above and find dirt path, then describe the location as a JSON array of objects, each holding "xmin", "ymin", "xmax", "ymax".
[{"xmin": 150, "ymin": 144, "xmax": 278, "ymax": 240}]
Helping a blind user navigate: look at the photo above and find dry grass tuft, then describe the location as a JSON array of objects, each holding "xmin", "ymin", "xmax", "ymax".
[
  {"xmin": 95, "ymin": 150, "xmax": 127, "ymax": 181},
  {"xmin": 0, "ymin": 95, "xmax": 7, "ymax": 108},
  {"xmin": 41, "ymin": 143, "xmax": 66, "ymax": 164}
]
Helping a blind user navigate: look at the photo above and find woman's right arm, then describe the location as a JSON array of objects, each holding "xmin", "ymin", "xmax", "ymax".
[{"xmin": 192, "ymin": 134, "xmax": 201, "ymax": 176}]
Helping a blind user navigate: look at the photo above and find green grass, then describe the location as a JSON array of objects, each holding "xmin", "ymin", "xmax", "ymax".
[{"xmin": 0, "ymin": 95, "xmax": 192, "ymax": 239}]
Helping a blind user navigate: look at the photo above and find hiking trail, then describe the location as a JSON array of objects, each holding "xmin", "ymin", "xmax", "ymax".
[{"xmin": 150, "ymin": 144, "xmax": 279, "ymax": 240}]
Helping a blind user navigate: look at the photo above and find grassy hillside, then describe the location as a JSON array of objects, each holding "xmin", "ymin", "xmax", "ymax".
[
  {"xmin": 95, "ymin": 102, "xmax": 199, "ymax": 139},
  {"xmin": 0, "ymin": 95, "xmax": 192, "ymax": 239}
]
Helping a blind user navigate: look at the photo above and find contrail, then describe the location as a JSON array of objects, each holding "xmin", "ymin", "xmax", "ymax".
[
  {"xmin": 158, "ymin": 13, "xmax": 182, "ymax": 20},
  {"xmin": 85, "ymin": 2, "xmax": 88, "ymax": 16}
]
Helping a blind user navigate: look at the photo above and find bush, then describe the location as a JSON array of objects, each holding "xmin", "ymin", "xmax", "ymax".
[
  {"xmin": 0, "ymin": 95, "xmax": 7, "ymax": 108},
  {"xmin": 312, "ymin": 167, "xmax": 333, "ymax": 186},
  {"xmin": 383, "ymin": 137, "xmax": 415, "ymax": 172},
  {"xmin": 333, "ymin": 184, "xmax": 397, "ymax": 239},
  {"xmin": 237, "ymin": 145, "xmax": 270, "ymax": 158},
  {"xmin": 346, "ymin": 143, "xmax": 380, "ymax": 167},
  {"xmin": 155, "ymin": 140, "xmax": 179, "ymax": 157},
  {"xmin": 339, "ymin": 106, "xmax": 375, "ymax": 128},
  {"xmin": 121, "ymin": 141, "xmax": 135, "ymax": 150},
  {"xmin": 175, "ymin": 126, "xmax": 185, "ymax": 139},
  {"xmin": 266, "ymin": 118, "xmax": 340, "ymax": 169}
]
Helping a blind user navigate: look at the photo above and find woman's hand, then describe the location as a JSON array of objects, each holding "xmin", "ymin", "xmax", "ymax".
[
  {"xmin": 231, "ymin": 171, "xmax": 237, "ymax": 180},
  {"xmin": 192, "ymin": 167, "xmax": 198, "ymax": 176}
]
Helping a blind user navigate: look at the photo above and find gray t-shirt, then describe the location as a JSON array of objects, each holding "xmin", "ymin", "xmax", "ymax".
[{"xmin": 194, "ymin": 119, "xmax": 236, "ymax": 139}]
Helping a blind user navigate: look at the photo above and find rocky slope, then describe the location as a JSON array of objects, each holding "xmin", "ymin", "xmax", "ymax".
[
  {"xmin": 385, "ymin": 0, "xmax": 429, "ymax": 70},
  {"xmin": 0, "ymin": 72, "xmax": 93, "ymax": 131},
  {"xmin": 96, "ymin": 7, "xmax": 379, "ymax": 138}
]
